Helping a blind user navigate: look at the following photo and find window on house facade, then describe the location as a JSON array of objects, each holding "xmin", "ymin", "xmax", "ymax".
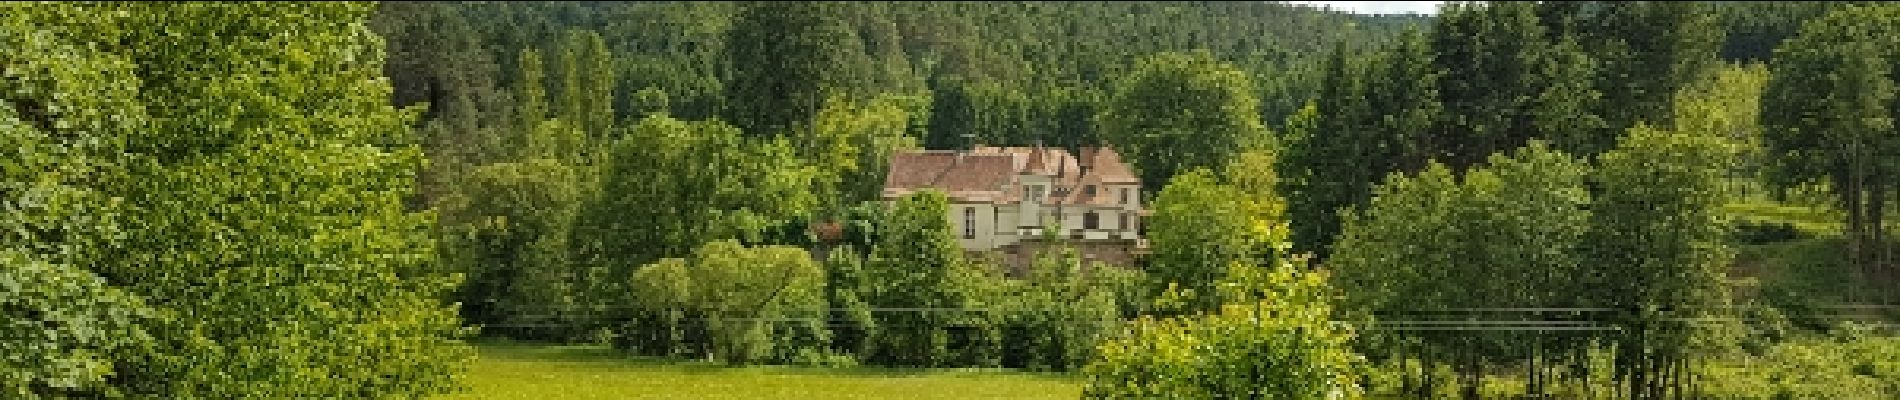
[
  {"xmin": 1085, "ymin": 185, "xmax": 1096, "ymax": 196},
  {"xmin": 964, "ymin": 207, "xmax": 976, "ymax": 239},
  {"xmin": 1084, "ymin": 212, "xmax": 1099, "ymax": 230},
  {"xmin": 1120, "ymin": 188, "xmax": 1130, "ymax": 205},
  {"xmin": 1118, "ymin": 213, "xmax": 1127, "ymax": 231}
]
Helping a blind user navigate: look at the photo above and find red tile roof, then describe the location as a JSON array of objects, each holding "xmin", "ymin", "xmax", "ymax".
[{"xmin": 883, "ymin": 146, "xmax": 1142, "ymax": 206}]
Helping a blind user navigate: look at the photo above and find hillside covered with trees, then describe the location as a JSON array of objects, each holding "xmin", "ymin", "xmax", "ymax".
[{"xmin": 5, "ymin": 1, "xmax": 1898, "ymax": 399}]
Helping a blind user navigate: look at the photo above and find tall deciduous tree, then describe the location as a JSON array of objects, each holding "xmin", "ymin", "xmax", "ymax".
[
  {"xmin": 2, "ymin": 5, "xmax": 156, "ymax": 396},
  {"xmin": 572, "ymin": 115, "xmax": 817, "ymax": 307},
  {"xmin": 444, "ymin": 158, "xmax": 583, "ymax": 338},
  {"xmin": 1763, "ymin": 4, "xmax": 1900, "ymax": 288},
  {"xmin": 723, "ymin": 1, "xmax": 871, "ymax": 137},
  {"xmin": 1330, "ymin": 142, "xmax": 1593, "ymax": 398},
  {"xmin": 863, "ymin": 190, "xmax": 968, "ymax": 366},
  {"xmin": 1097, "ymin": 50, "xmax": 1269, "ymax": 193},
  {"xmin": 1145, "ymin": 168, "xmax": 1283, "ymax": 315},
  {"xmin": 555, "ymin": 29, "xmax": 617, "ymax": 142},
  {"xmin": 1, "ymin": 2, "xmax": 470, "ymax": 397},
  {"xmin": 1589, "ymin": 124, "xmax": 1740, "ymax": 399},
  {"xmin": 806, "ymin": 95, "xmax": 918, "ymax": 212}
]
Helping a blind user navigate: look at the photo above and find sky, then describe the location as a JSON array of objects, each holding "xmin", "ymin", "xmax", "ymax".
[{"xmin": 1283, "ymin": 1, "xmax": 1446, "ymax": 16}]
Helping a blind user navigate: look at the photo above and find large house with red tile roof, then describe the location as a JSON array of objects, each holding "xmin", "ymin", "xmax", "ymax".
[{"xmin": 882, "ymin": 145, "xmax": 1147, "ymax": 267}]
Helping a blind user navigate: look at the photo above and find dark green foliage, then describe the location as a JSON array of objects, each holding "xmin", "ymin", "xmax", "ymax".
[
  {"xmin": 571, "ymin": 115, "xmax": 817, "ymax": 296},
  {"xmin": 993, "ymin": 247, "xmax": 1125, "ymax": 372},
  {"xmin": 1098, "ymin": 51, "xmax": 1269, "ymax": 194},
  {"xmin": 723, "ymin": 1, "xmax": 881, "ymax": 137},
  {"xmin": 1762, "ymin": 4, "xmax": 1900, "ymax": 293},
  {"xmin": 1549, "ymin": 1, "xmax": 1723, "ymax": 141},
  {"xmin": 1432, "ymin": 2, "xmax": 1583, "ymax": 168},
  {"xmin": 921, "ymin": 77, "xmax": 977, "ymax": 150},
  {"xmin": 442, "ymin": 159, "xmax": 584, "ymax": 338},
  {"xmin": 1715, "ymin": 1, "xmax": 1873, "ymax": 63},
  {"xmin": 1731, "ymin": 220, "xmax": 1810, "ymax": 245},
  {"xmin": 821, "ymin": 246, "xmax": 879, "ymax": 358}
]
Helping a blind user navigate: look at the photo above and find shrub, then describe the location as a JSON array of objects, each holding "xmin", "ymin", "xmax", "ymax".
[
  {"xmin": 624, "ymin": 241, "xmax": 829, "ymax": 365},
  {"xmin": 1082, "ymin": 266, "xmax": 1364, "ymax": 399},
  {"xmin": 1731, "ymin": 219, "xmax": 1808, "ymax": 245}
]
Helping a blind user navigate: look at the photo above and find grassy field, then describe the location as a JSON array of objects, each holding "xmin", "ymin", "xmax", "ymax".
[{"xmin": 445, "ymin": 341, "xmax": 1083, "ymax": 400}]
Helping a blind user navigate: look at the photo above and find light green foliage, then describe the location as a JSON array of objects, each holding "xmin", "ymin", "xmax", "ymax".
[
  {"xmin": 1097, "ymin": 50, "xmax": 1269, "ymax": 193},
  {"xmin": 847, "ymin": 190, "xmax": 1115, "ymax": 370},
  {"xmin": 578, "ymin": 115, "xmax": 816, "ymax": 348},
  {"xmin": 0, "ymin": 1, "xmax": 143, "ymax": 265},
  {"xmin": 1698, "ymin": 328, "xmax": 1900, "ymax": 399},
  {"xmin": 1144, "ymin": 169, "xmax": 1278, "ymax": 315},
  {"xmin": 515, "ymin": 48, "xmax": 550, "ymax": 141},
  {"xmin": 449, "ymin": 341, "xmax": 1083, "ymax": 400},
  {"xmin": 2, "ymin": 2, "xmax": 470, "ymax": 397},
  {"xmin": 632, "ymin": 87, "xmax": 670, "ymax": 120},
  {"xmin": 627, "ymin": 241, "xmax": 829, "ymax": 365},
  {"xmin": 0, "ymin": 252, "xmax": 151, "ymax": 399},
  {"xmin": 1673, "ymin": 64, "xmax": 1769, "ymax": 199},
  {"xmin": 1330, "ymin": 142, "xmax": 1593, "ymax": 396},
  {"xmin": 1591, "ymin": 124, "xmax": 1742, "ymax": 397},
  {"xmin": 806, "ymin": 95, "xmax": 918, "ymax": 210},
  {"xmin": 554, "ymin": 29, "xmax": 617, "ymax": 141},
  {"xmin": 1082, "ymin": 266, "xmax": 1363, "ymax": 399},
  {"xmin": 2, "ymin": 5, "xmax": 151, "ymax": 398},
  {"xmin": 862, "ymin": 191, "xmax": 970, "ymax": 367}
]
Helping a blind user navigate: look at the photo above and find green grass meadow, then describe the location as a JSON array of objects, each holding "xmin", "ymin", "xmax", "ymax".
[{"xmin": 446, "ymin": 341, "xmax": 1083, "ymax": 399}]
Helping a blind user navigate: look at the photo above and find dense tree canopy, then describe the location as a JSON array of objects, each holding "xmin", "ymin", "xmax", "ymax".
[
  {"xmin": 1762, "ymin": 4, "xmax": 1900, "ymax": 286},
  {"xmin": 3, "ymin": 2, "xmax": 468, "ymax": 397},
  {"xmin": 1098, "ymin": 51, "xmax": 1270, "ymax": 193}
]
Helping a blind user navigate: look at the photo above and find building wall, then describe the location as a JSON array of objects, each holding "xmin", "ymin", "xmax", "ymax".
[
  {"xmin": 955, "ymin": 203, "xmax": 1004, "ymax": 250},
  {"xmin": 931, "ymin": 170, "xmax": 1142, "ymax": 256}
]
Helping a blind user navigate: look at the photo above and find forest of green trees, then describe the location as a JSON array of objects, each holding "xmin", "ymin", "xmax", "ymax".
[{"xmin": 5, "ymin": 1, "xmax": 1899, "ymax": 399}]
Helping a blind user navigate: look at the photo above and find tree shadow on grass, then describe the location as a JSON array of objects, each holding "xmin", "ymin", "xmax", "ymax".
[{"xmin": 469, "ymin": 338, "xmax": 1078, "ymax": 379}]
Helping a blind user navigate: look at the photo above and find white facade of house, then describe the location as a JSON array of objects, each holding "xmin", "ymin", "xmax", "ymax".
[{"xmin": 882, "ymin": 146, "xmax": 1144, "ymax": 252}]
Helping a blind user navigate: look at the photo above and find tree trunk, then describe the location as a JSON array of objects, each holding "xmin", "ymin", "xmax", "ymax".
[
  {"xmin": 1871, "ymin": 178, "xmax": 1888, "ymax": 300},
  {"xmin": 1846, "ymin": 171, "xmax": 1866, "ymax": 301}
]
